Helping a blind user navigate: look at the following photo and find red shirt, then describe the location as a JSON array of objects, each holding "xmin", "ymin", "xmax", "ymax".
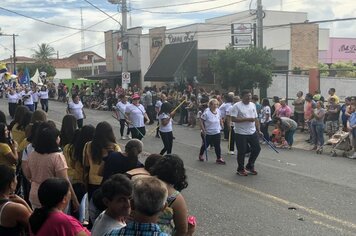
[{"xmin": 31, "ymin": 211, "xmax": 90, "ymax": 236}]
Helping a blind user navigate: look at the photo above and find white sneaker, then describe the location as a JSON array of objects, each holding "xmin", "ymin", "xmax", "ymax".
[
  {"xmin": 121, "ymin": 136, "xmax": 127, "ymax": 140},
  {"xmin": 228, "ymin": 151, "xmax": 235, "ymax": 155},
  {"xmin": 125, "ymin": 135, "xmax": 131, "ymax": 140},
  {"xmin": 348, "ymin": 153, "xmax": 356, "ymax": 159}
]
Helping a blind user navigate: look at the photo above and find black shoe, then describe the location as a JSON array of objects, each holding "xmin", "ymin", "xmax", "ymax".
[{"xmin": 155, "ymin": 135, "xmax": 160, "ymax": 138}]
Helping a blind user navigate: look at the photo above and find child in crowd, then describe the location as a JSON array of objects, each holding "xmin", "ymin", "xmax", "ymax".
[
  {"xmin": 105, "ymin": 177, "xmax": 169, "ymax": 236},
  {"xmin": 271, "ymin": 127, "xmax": 289, "ymax": 148},
  {"xmin": 91, "ymin": 174, "xmax": 133, "ymax": 236}
]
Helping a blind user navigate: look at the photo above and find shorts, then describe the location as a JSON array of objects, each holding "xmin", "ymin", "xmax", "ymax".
[
  {"xmin": 326, "ymin": 120, "xmax": 339, "ymax": 134},
  {"xmin": 294, "ymin": 112, "xmax": 304, "ymax": 124}
]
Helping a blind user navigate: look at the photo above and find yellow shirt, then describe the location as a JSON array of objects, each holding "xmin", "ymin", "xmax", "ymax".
[
  {"xmin": 63, "ymin": 144, "xmax": 85, "ymax": 184},
  {"xmin": 18, "ymin": 139, "xmax": 30, "ymax": 153},
  {"xmin": 0, "ymin": 143, "xmax": 16, "ymax": 169},
  {"xmin": 83, "ymin": 141, "xmax": 121, "ymax": 185},
  {"xmin": 11, "ymin": 124, "xmax": 26, "ymax": 144}
]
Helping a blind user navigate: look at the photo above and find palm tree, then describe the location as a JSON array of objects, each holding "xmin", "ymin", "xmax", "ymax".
[{"xmin": 32, "ymin": 43, "xmax": 56, "ymax": 63}]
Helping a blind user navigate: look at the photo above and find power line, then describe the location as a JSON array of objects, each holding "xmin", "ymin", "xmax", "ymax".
[
  {"xmin": 82, "ymin": 0, "xmax": 122, "ymax": 26},
  {"xmin": 131, "ymin": 0, "xmax": 248, "ymax": 14},
  {"xmin": 134, "ymin": 0, "xmax": 221, "ymax": 10},
  {"xmin": 0, "ymin": 6, "xmax": 104, "ymax": 33}
]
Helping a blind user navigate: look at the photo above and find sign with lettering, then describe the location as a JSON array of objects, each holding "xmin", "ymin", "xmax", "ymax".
[
  {"xmin": 122, "ymin": 72, "xmax": 130, "ymax": 84},
  {"xmin": 167, "ymin": 32, "xmax": 196, "ymax": 44},
  {"xmin": 231, "ymin": 23, "xmax": 252, "ymax": 34},
  {"xmin": 152, "ymin": 36, "xmax": 163, "ymax": 48},
  {"xmin": 339, "ymin": 44, "xmax": 356, "ymax": 54},
  {"xmin": 232, "ymin": 35, "xmax": 252, "ymax": 46}
]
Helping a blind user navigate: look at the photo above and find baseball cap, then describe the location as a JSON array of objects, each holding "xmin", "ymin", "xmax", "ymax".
[{"xmin": 131, "ymin": 94, "xmax": 140, "ymax": 100}]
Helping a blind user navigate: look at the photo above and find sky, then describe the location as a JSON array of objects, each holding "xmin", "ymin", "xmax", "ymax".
[{"xmin": 0, "ymin": 0, "xmax": 355, "ymax": 60}]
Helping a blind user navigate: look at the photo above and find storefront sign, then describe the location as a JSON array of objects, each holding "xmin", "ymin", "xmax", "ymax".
[
  {"xmin": 231, "ymin": 35, "xmax": 252, "ymax": 46},
  {"xmin": 152, "ymin": 36, "xmax": 163, "ymax": 48},
  {"xmin": 122, "ymin": 72, "xmax": 130, "ymax": 84},
  {"xmin": 167, "ymin": 32, "xmax": 195, "ymax": 44},
  {"xmin": 231, "ymin": 23, "xmax": 252, "ymax": 34},
  {"xmin": 339, "ymin": 44, "xmax": 356, "ymax": 53}
]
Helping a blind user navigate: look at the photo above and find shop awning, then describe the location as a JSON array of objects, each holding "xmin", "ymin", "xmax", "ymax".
[{"xmin": 144, "ymin": 41, "xmax": 197, "ymax": 82}]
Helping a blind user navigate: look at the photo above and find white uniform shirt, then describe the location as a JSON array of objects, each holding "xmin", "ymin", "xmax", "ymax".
[
  {"xmin": 7, "ymin": 93, "xmax": 18, "ymax": 103},
  {"xmin": 125, "ymin": 104, "xmax": 146, "ymax": 128},
  {"xmin": 201, "ymin": 108, "xmax": 221, "ymax": 135},
  {"xmin": 219, "ymin": 102, "xmax": 232, "ymax": 119},
  {"xmin": 260, "ymin": 106, "xmax": 272, "ymax": 123},
  {"xmin": 32, "ymin": 91, "xmax": 39, "ymax": 102},
  {"xmin": 23, "ymin": 91, "xmax": 34, "ymax": 105},
  {"xmin": 116, "ymin": 101, "xmax": 129, "ymax": 120},
  {"xmin": 226, "ymin": 105, "xmax": 234, "ymax": 127},
  {"xmin": 159, "ymin": 113, "xmax": 173, "ymax": 132},
  {"xmin": 39, "ymin": 90, "xmax": 49, "ymax": 99},
  {"xmin": 68, "ymin": 101, "xmax": 84, "ymax": 120},
  {"xmin": 230, "ymin": 101, "xmax": 258, "ymax": 135}
]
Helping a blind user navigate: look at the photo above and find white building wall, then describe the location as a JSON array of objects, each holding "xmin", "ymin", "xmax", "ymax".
[
  {"xmin": 54, "ymin": 68, "xmax": 72, "ymax": 79},
  {"xmin": 140, "ymin": 35, "xmax": 151, "ymax": 87}
]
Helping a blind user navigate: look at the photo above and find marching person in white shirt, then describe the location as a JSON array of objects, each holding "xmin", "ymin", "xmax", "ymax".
[
  {"xmin": 7, "ymin": 88, "xmax": 18, "ymax": 118},
  {"xmin": 67, "ymin": 94, "xmax": 86, "ymax": 128},
  {"xmin": 230, "ymin": 90, "xmax": 263, "ymax": 176},
  {"xmin": 199, "ymin": 98, "xmax": 226, "ymax": 164},
  {"xmin": 125, "ymin": 93, "xmax": 150, "ymax": 140},
  {"xmin": 31, "ymin": 87, "xmax": 40, "ymax": 111},
  {"xmin": 22, "ymin": 87, "xmax": 34, "ymax": 111},
  {"xmin": 39, "ymin": 85, "xmax": 49, "ymax": 112},
  {"xmin": 158, "ymin": 102, "xmax": 175, "ymax": 155},
  {"xmin": 115, "ymin": 94, "xmax": 130, "ymax": 140}
]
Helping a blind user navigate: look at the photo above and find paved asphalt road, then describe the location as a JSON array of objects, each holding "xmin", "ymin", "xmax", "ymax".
[{"xmin": 2, "ymin": 99, "xmax": 356, "ymax": 236}]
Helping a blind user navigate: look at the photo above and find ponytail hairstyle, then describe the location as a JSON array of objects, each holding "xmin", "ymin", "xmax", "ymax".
[{"xmin": 29, "ymin": 178, "xmax": 70, "ymax": 234}]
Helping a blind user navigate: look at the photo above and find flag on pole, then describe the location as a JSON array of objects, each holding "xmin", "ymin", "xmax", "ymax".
[{"xmin": 20, "ymin": 67, "xmax": 30, "ymax": 85}]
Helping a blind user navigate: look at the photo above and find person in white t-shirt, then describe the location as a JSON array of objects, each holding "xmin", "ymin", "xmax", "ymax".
[
  {"xmin": 230, "ymin": 90, "xmax": 262, "ymax": 176},
  {"xmin": 91, "ymin": 174, "xmax": 131, "ymax": 236},
  {"xmin": 39, "ymin": 86, "xmax": 49, "ymax": 112},
  {"xmin": 31, "ymin": 87, "xmax": 40, "ymax": 111},
  {"xmin": 199, "ymin": 98, "xmax": 225, "ymax": 164},
  {"xmin": 219, "ymin": 94, "xmax": 233, "ymax": 140},
  {"xmin": 154, "ymin": 93, "xmax": 165, "ymax": 138},
  {"xmin": 125, "ymin": 94, "xmax": 150, "ymax": 140},
  {"xmin": 158, "ymin": 102, "xmax": 175, "ymax": 155},
  {"xmin": 225, "ymin": 96, "xmax": 241, "ymax": 155},
  {"xmin": 7, "ymin": 88, "xmax": 18, "ymax": 118},
  {"xmin": 115, "ymin": 94, "xmax": 130, "ymax": 140},
  {"xmin": 67, "ymin": 94, "xmax": 86, "ymax": 128},
  {"xmin": 260, "ymin": 98, "xmax": 272, "ymax": 143},
  {"xmin": 22, "ymin": 87, "xmax": 34, "ymax": 111}
]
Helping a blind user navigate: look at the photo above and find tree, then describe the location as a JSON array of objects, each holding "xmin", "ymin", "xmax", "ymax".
[
  {"xmin": 330, "ymin": 61, "xmax": 356, "ymax": 78},
  {"xmin": 209, "ymin": 46, "xmax": 275, "ymax": 91},
  {"xmin": 32, "ymin": 43, "xmax": 56, "ymax": 63},
  {"xmin": 318, "ymin": 63, "xmax": 329, "ymax": 76},
  {"xmin": 17, "ymin": 63, "xmax": 56, "ymax": 78}
]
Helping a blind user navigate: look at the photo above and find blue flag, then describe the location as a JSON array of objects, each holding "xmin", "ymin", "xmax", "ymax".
[{"xmin": 20, "ymin": 67, "xmax": 30, "ymax": 85}]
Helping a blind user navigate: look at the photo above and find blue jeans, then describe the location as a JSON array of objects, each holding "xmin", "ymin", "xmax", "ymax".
[
  {"xmin": 285, "ymin": 129, "xmax": 296, "ymax": 146},
  {"xmin": 312, "ymin": 123, "xmax": 325, "ymax": 146}
]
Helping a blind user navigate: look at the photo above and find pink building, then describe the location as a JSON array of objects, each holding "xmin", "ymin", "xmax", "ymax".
[{"xmin": 319, "ymin": 37, "xmax": 356, "ymax": 64}]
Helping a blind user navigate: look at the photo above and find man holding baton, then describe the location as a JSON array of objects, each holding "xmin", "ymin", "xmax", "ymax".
[{"xmin": 230, "ymin": 90, "xmax": 262, "ymax": 176}]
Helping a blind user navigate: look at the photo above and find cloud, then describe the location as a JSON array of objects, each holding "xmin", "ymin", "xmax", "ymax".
[{"xmin": 1, "ymin": 0, "xmax": 356, "ymax": 60}]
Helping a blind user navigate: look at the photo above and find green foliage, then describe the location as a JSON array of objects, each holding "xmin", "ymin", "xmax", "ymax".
[
  {"xmin": 330, "ymin": 61, "xmax": 356, "ymax": 77},
  {"xmin": 209, "ymin": 46, "xmax": 275, "ymax": 91},
  {"xmin": 32, "ymin": 43, "xmax": 56, "ymax": 63},
  {"xmin": 17, "ymin": 63, "xmax": 56, "ymax": 77},
  {"xmin": 292, "ymin": 67, "xmax": 302, "ymax": 75},
  {"xmin": 318, "ymin": 63, "xmax": 329, "ymax": 76}
]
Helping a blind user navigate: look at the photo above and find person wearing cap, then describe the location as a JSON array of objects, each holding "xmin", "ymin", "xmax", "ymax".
[
  {"xmin": 125, "ymin": 94, "xmax": 150, "ymax": 140},
  {"xmin": 275, "ymin": 98, "xmax": 292, "ymax": 118}
]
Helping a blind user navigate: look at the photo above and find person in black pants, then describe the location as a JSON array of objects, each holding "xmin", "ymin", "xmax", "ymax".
[
  {"xmin": 230, "ymin": 90, "xmax": 262, "ymax": 176},
  {"xmin": 198, "ymin": 98, "xmax": 225, "ymax": 164},
  {"xmin": 158, "ymin": 102, "xmax": 175, "ymax": 155}
]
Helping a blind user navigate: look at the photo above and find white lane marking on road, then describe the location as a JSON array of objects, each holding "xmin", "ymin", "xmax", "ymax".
[{"xmin": 186, "ymin": 166, "xmax": 356, "ymax": 232}]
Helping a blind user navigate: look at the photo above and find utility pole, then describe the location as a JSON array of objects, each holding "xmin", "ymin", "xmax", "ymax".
[
  {"xmin": 0, "ymin": 33, "xmax": 18, "ymax": 74},
  {"xmin": 257, "ymin": 0, "xmax": 266, "ymax": 98},
  {"xmin": 121, "ymin": 0, "xmax": 129, "ymax": 89},
  {"xmin": 257, "ymin": 0, "xmax": 263, "ymax": 49}
]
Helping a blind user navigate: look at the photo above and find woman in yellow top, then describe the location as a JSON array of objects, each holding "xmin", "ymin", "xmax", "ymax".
[
  {"xmin": 0, "ymin": 123, "xmax": 18, "ymax": 169},
  {"xmin": 9, "ymin": 106, "xmax": 29, "ymax": 145},
  {"xmin": 63, "ymin": 125, "xmax": 95, "ymax": 220},
  {"xmin": 83, "ymin": 121, "xmax": 121, "ymax": 201}
]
